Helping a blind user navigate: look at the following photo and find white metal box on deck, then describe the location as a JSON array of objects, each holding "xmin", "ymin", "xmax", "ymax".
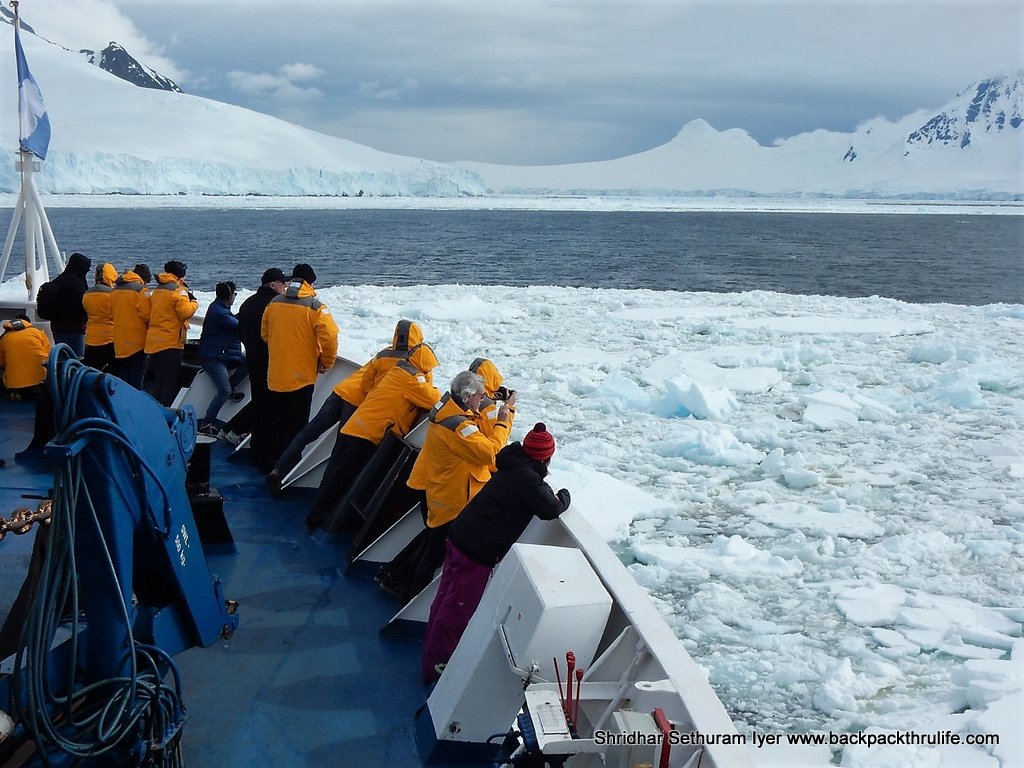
[
  {"xmin": 421, "ymin": 543, "xmax": 612, "ymax": 752},
  {"xmin": 499, "ymin": 543, "xmax": 612, "ymax": 673}
]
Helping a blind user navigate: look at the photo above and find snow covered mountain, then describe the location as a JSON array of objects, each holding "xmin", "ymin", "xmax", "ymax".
[
  {"xmin": 0, "ymin": 20, "xmax": 486, "ymax": 197},
  {"xmin": 80, "ymin": 42, "xmax": 183, "ymax": 93},
  {"xmin": 461, "ymin": 74, "xmax": 1024, "ymax": 200},
  {"xmin": 0, "ymin": 13, "xmax": 1018, "ymax": 199},
  {"xmin": 906, "ymin": 76, "xmax": 1022, "ymax": 151}
]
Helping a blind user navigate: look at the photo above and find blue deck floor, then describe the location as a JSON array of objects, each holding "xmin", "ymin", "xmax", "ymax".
[{"xmin": 0, "ymin": 396, "xmax": 426, "ymax": 768}]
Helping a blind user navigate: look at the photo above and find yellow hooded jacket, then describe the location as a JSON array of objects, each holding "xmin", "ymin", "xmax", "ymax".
[
  {"xmin": 83, "ymin": 263, "xmax": 118, "ymax": 347},
  {"xmin": 111, "ymin": 270, "xmax": 151, "ymax": 359},
  {"xmin": 143, "ymin": 273, "xmax": 198, "ymax": 354},
  {"xmin": 0, "ymin": 318, "xmax": 51, "ymax": 389},
  {"xmin": 468, "ymin": 357, "xmax": 516, "ymax": 449},
  {"xmin": 333, "ymin": 319, "xmax": 423, "ymax": 406},
  {"xmin": 341, "ymin": 342, "xmax": 440, "ymax": 444},
  {"xmin": 261, "ymin": 279, "xmax": 339, "ymax": 392},
  {"xmin": 407, "ymin": 391, "xmax": 510, "ymax": 528}
]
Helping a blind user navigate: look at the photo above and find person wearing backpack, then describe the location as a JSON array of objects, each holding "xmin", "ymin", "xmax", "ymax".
[{"xmin": 35, "ymin": 251, "xmax": 91, "ymax": 357}]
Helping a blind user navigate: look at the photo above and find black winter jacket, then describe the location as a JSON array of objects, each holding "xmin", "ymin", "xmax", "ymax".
[
  {"xmin": 236, "ymin": 286, "xmax": 278, "ymax": 373},
  {"xmin": 38, "ymin": 252, "xmax": 90, "ymax": 333},
  {"xmin": 448, "ymin": 442, "xmax": 569, "ymax": 567}
]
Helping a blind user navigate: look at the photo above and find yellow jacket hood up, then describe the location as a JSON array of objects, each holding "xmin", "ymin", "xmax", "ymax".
[
  {"xmin": 98, "ymin": 263, "xmax": 117, "ymax": 286},
  {"xmin": 334, "ymin": 320, "xmax": 426, "ymax": 406},
  {"xmin": 111, "ymin": 271, "xmax": 151, "ymax": 358},
  {"xmin": 83, "ymin": 265, "xmax": 118, "ymax": 346},
  {"xmin": 469, "ymin": 357, "xmax": 504, "ymax": 396}
]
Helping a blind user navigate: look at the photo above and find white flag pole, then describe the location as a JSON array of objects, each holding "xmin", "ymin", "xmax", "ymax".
[{"xmin": 0, "ymin": 1, "xmax": 62, "ymax": 302}]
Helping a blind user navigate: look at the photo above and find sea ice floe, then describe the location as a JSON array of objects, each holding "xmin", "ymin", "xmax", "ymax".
[
  {"xmin": 745, "ymin": 501, "xmax": 885, "ymax": 539},
  {"xmin": 654, "ymin": 422, "xmax": 762, "ymax": 466}
]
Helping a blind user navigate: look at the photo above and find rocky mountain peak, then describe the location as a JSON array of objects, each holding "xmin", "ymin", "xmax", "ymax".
[
  {"xmin": 80, "ymin": 42, "xmax": 183, "ymax": 93},
  {"xmin": 905, "ymin": 72, "xmax": 1023, "ymax": 154}
]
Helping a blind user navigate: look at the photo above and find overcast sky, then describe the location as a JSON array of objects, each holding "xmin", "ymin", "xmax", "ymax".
[{"xmin": 35, "ymin": 0, "xmax": 1024, "ymax": 165}]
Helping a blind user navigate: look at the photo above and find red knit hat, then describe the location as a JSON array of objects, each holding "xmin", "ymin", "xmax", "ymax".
[{"xmin": 522, "ymin": 422, "xmax": 556, "ymax": 461}]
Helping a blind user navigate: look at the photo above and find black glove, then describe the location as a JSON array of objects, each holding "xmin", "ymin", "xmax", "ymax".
[
  {"xmin": 557, "ymin": 488, "xmax": 571, "ymax": 510},
  {"xmin": 187, "ymin": 291, "xmax": 196, "ymax": 302}
]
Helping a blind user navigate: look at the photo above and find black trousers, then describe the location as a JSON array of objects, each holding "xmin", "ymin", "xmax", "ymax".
[
  {"xmin": 115, "ymin": 351, "xmax": 147, "ymax": 391},
  {"xmin": 265, "ymin": 385, "xmax": 314, "ymax": 475},
  {"xmin": 408, "ymin": 521, "xmax": 452, "ymax": 600},
  {"xmin": 306, "ymin": 433, "xmax": 377, "ymax": 532},
  {"xmin": 84, "ymin": 342, "xmax": 115, "ymax": 373},
  {"xmin": 148, "ymin": 348, "xmax": 183, "ymax": 407},
  {"xmin": 247, "ymin": 361, "xmax": 272, "ymax": 471}
]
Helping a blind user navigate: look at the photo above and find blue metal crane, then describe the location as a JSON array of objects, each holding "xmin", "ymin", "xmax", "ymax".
[{"xmin": 0, "ymin": 345, "xmax": 238, "ymax": 766}]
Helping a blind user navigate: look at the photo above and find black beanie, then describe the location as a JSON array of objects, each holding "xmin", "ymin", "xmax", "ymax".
[
  {"xmin": 164, "ymin": 260, "xmax": 187, "ymax": 279},
  {"xmin": 134, "ymin": 263, "xmax": 152, "ymax": 284},
  {"xmin": 291, "ymin": 263, "xmax": 316, "ymax": 285}
]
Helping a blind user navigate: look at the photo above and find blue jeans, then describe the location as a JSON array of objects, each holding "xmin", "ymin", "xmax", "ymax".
[
  {"xmin": 52, "ymin": 331, "xmax": 85, "ymax": 359},
  {"xmin": 202, "ymin": 359, "xmax": 248, "ymax": 428}
]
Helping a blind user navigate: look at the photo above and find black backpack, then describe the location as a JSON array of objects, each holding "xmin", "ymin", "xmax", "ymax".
[{"xmin": 35, "ymin": 280, "xmax": 58, "ymax": 320}]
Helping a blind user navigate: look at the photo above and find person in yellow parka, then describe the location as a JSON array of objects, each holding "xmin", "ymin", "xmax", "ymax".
[
  {"xmin": 111, "ymin": 263, "xmax": 152, "ymax": 390},
  {"xmin": 0, "ymin": 315, "xmax": 56, "ymax": 450},
  {"xmin": 467, "ymin": 357, "xmax": 517, "ymax": 455},
  {"xmin": 267, "ymin": 319, "xmax": 425, "ymax": 495},
  {"xmin": 260, "ymin": 263, "xmax": 339, "ymax": 472},
  {"xmin": 377, "ymin": 358, "xmax": 517, "ymax": 599},
  {"xmin": 82, "ymin": 262, "xmax": 118, "ymax": 372},
  {"xmin": 0, "ymin": 315, "xmax": 51, "ymax": 398},
  {"xmin": 400, "ymin": 369, "xmax": 511, "ymax": 598},
  {"xmin": 307, "ymin": 341, "xmax": 440, "ymax": 533},
  {"xmin": 143, "ymin": 260, "xmax": 198, "ymax": 407}
]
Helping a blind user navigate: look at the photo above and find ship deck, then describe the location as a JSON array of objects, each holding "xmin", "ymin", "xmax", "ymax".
[{"xmin": 0, "ymin": 395, "xmax": 426, "ymax": 768}]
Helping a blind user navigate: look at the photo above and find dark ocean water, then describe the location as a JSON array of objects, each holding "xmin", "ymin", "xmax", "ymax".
[{"xmin": 14, "ymin": 208, "xmax": 1024, "ymax": 305}]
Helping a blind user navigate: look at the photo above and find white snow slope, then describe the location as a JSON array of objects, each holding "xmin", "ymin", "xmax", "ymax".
[{"xmin": 0, "ymin": 19, "xmax": 1021, "ymax": 200}]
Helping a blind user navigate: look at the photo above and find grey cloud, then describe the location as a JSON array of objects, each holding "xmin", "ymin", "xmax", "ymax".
[{"xmin": 106, "ymin": 0, "xmax": 1022, "ymax": 163}]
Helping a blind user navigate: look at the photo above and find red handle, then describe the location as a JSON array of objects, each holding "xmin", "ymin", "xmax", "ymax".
[
  {"xmin": 652, "ymin": 707, "xmax": 672, "ymax": 768},
  {"xmin": 565, "ymin": 652, "xmax": 576, "ymax": 723},
  {"xmin": 553, "ymin": 656, "xmax": 566, "ymax": 715},
  {"xmin": 574, "ymin": 668, "xmax": 584, "ymax": 725}
]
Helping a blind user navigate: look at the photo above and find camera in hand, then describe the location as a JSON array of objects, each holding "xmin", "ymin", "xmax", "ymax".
[{"xmin": 493, "ymin": 386, "xmax": 516, "ymax": 401}]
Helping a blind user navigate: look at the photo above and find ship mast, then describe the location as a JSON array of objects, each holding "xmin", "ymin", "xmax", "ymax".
[{"xmin": 0, "ymin": 0, "xmax": 63, "ymax": 303}]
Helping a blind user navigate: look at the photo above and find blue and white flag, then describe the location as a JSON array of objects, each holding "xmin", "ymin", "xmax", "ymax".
[{"xmin": 14, "ymin": 23, "xmax": 50, "ymax": 160}]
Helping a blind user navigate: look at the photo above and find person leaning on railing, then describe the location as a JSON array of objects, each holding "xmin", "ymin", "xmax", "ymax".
[
  {"xmin": 305, "ymin": 340, "xmax": 441, "ymax": 534},
  {"xmin": 267, "ymin": 319, "xmax": 427, "ymax": 496},
  {"xmin": 421, "ymin": 423, "xmax": 570, "ymax": 683},
  {"xmin": 197, "ymin": 281, "xmax": 248, "ymax": 437},
  {"xmin": 399, "ymin": 370, "xmax": 511, "ymax": 601}
]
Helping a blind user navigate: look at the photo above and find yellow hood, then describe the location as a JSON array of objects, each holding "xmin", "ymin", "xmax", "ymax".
[
  {"xmin": 97, "ymin": 263, "xmax": 117, "ymax": 286},
  {"xmin": 469, "ymin": 358, "xmax": 503, "ymax": 396},
  {"xmin": 409, "ymin": 342, "xmax": 439, "ymax": 374},
  {"xmin": 393, "ymin": 320, "xmax": 423, "ymax": 352}
]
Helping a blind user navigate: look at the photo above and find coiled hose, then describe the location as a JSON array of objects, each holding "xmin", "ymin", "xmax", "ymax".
[{"xmin": 11, "ymin": 345, "xmax": 186, "ymax": 767}]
